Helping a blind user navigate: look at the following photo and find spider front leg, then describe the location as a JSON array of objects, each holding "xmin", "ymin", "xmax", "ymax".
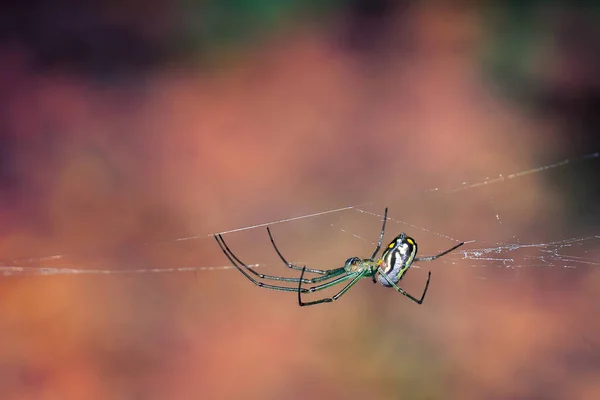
[
  {"xmin": 370, "ymin": 207, "xmax": 388, "ymax": 284},
  {"xmin": 216, "ymin": 233, "xmax": 340, "ymax": 285},
  {"xmin": 370, "ymin": 207, "xmax": 388, "ymax": 259},
  {"xmin": 267, "ymin": 227, "xmax": 333, "ymax": 276},
  {"xmin": 215, "ymin": 233, "xmax": 347, "ymax": 293},
  {"xmin": 297, "ymin": 266, "xmax": 365, "ymax": 307},
  {"xmin": 215, "ymin": 234, "xmax": 311, "ymax": 292}
]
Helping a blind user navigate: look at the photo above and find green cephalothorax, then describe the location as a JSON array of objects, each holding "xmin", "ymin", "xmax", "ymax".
[
  {"xmin": 343, "ymin": 257, "xmax": 362, "ymax": 272},
  {"xmin": 378, "ymin": 233, "xmax": 418, "ymax": 286},
  {"xmin": 215, "ymin": 207, "xmax": 464, "ymax": 307}
]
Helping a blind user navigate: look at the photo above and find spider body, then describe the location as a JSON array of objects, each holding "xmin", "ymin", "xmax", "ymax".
[
  {"xmin": 342, "ymin": 257, "xmax": 375, "ymax": 274},
  {"xmin": 214, "ymin": 207, "xmax": 463, "ymax": 307},
  {"xmin": 378, "ymin": 233, "xmax": 417, "ymax": 286}
]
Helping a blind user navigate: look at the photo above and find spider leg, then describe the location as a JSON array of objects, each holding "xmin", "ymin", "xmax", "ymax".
[
  {"xmin": 370, "ymin": 207, "xmax": 388, "ymax": 283},
  {"xmin": 267, "ymin": 227, "xmax": 332, "ymax": 275},
  {"xmin": 377, "ymin": 267, "xmax": 431, "ymax": 305},
  {"xmin": 370, "ymin": 207, "xmax": 388, "ymax": 259},
  {"xmin": 414, "ymin": 242, "xmax": 464, "ymax": 262},
  {"xmin": 215, "ymin": 234, "xmax": 346, "ymax": 289},
  {"xmin": 297, "ymin": 266, "xmax": 366, "ymax": 307},
  {"xmin": 214, "ymin": 234, "xmax": 309, "ymax": 292}
]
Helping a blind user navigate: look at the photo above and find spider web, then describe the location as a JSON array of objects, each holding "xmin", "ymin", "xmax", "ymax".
[{"xmin": 1, "ymin": 151, "xmax": 598, "ymax": 278}]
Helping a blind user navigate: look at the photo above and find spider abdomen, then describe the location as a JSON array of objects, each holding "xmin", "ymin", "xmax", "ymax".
[
  {"xmin": 377, "ymin": 233, "xmax": 418, "ymax": 287},
  {"xmin": 377, "ymin": 262, "xmax": 404, "ymax": 286}
]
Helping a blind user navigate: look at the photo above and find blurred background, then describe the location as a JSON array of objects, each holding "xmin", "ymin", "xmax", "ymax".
[{"xmin": 1, "ymin": 1, "xmax": 599, "ymax": 399}]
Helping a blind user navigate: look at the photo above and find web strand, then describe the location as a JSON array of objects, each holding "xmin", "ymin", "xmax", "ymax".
[
  {"xmin": 432, "ymin": 152, "xmax": 599, "ymax": 193},
  {"xmin": 1, "ymin": 203, "xmax": 370, "ymax": 268},
  {"xmin": 1, "ymin": 153, "xmax": 598, "ymax": 276},
  {"xmin": 0, "ymin": 264, "xmax": 262, "ymax": 276}
]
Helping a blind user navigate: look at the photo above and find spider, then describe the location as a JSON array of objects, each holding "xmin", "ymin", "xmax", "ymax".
[{"xmin": 214, "ymin": 207, "xmax": 464, "ymax": 307}]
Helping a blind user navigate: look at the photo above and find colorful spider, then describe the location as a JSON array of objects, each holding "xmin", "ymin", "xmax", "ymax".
[{"xmin": 214, "ymin": 208, "xmax": 464, "ymax": 306}]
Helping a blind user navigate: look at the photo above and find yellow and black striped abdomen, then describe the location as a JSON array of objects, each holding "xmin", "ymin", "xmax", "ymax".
[{"xmin": 377, "ymin": 233, "xmax": 418, "ymax": 286}]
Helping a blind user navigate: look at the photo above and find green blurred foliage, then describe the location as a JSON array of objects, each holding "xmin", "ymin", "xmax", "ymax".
[
  {"xmin": 480, "ymin": 1, "xmax": 600, "ymax": 225},
  {"xmin": 177, "ymin": 0, "xmax": 344, "ymax": 60},
  {"xmin": 480, "ymin": 1, "xmax": 600, "ymax": 107}
]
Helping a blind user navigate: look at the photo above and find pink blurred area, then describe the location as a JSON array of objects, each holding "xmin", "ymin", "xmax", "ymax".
[{"xmin": 1, "ymin": 3, "xmax": 599, "ymax": 400}]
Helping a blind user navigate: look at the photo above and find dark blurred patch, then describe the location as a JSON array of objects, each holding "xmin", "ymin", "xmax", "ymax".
[
  {"xmin": 342, "ymin": 0, "xmax": 395, "ymax": 52},
  {"xmin": 0, "ymin": 1, "xmax": 172, "ymax": 78},
  {"xmin": 0, "ymin": 133, "xmax": 19, "ymax": 192},
  {"xmin": 341, "ymin": 0, "xmax": 413, "ymax": 55},
  {"xmin": 537, "ymin": 10, "xmax": 600, "ymax": 227},
  {"xmin": 0, "ymin": 1, "xmax": 353, "ymax": 77},
  {"xmin": 480, "ymin": 2, "xmax": 600, "ymax": 225},
  {"xmin": 0, "ymin": 129, "xmax": 63, "ymax": 232},
  {"xmin": 539, "ymin": 10, "xmax": 600, "ymax": 148},
  {"xmin": 0, "ymin": 0, "xmax": 420, "ymax": 78},
  {"xmin": 546, "ymin": 154, "xmax": 600, "ymax": 229}
]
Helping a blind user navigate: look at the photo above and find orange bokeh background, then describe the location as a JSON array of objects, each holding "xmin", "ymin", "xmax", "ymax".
[{"xmin": 1, "ymin": 3, "xmax": 599, "ymax": 399}]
